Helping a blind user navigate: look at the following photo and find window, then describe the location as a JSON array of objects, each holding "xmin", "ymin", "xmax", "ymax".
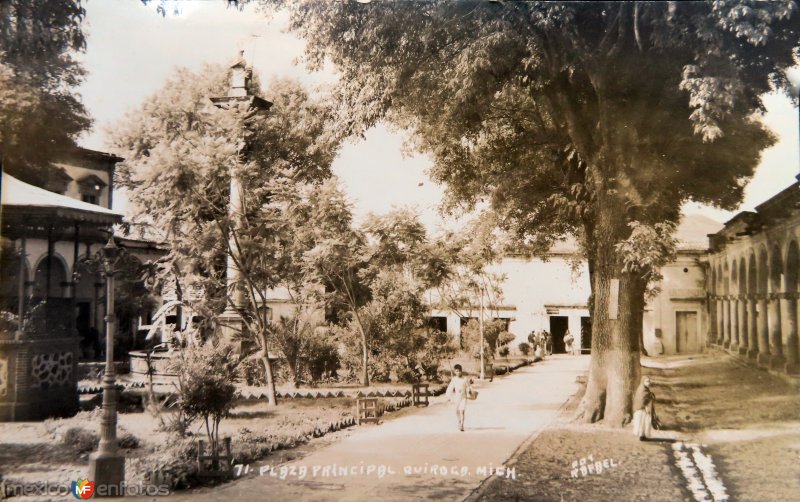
[{"xmin": 77, "ymin": 174, "xmax": 107, "ymax": 206}]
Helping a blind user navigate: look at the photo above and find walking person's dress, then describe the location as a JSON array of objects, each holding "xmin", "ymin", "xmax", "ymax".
[{"xmin": 632, "ymin": 377, "xmax": 656, "ymax": 439}]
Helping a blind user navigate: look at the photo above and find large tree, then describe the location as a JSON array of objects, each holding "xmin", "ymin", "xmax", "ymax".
[
  {"xmin": 274, "ymin": 0, "xmax": 798, "ymax": 425},
  {"xmin": 0, "ymin": 0, "xmax": 92, "ymax": 185},
  {"xmin": 111, "ymin": 65, "xmax": 340, "ymax": 404}
]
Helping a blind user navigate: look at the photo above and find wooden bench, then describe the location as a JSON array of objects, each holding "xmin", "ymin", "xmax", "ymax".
[
  {"xmin": 197, "ymin": 437, "xmax": 233, "ymax": 478},
  {"xmin": 412, "ymin": 383, "xmax": 430, "ymax": 407},
  {"xmin": 357, "ymin": 397, "xmax": 380, "ymax": 424}
]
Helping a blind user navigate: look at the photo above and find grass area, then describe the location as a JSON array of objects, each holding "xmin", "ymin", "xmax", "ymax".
[
  {"xmin": 0, "ymin": 394, "xmax": 405, "ymax": 491},
  {"xmin": 475, "ymin": 377, "xmax": 689, "ymax": 502},
  {"xmin": 477, "ymin": 350, "xmax": 800, "ymax": 502},
  {"xmin": 651, "ymin": 351, "xmax": 800, "ymax": 502}
]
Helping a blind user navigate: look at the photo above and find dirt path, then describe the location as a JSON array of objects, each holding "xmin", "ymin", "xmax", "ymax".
[{"xmin": 168, "ymin": 355, "xmax": 590, "ymax": 501}]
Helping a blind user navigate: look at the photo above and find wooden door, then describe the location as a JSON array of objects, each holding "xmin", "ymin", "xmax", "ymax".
[{"xmin": 676, "ymin": 311, "xmax": 699, "ymax": 353}]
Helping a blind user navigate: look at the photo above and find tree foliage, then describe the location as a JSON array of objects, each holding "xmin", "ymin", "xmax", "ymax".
[
  {"xmin": 273, "ymin": 0, "xmax": 798, "ymax": 425},
  {"xmin": 0, "ymin": 0, "xmax": 92, "ymax": 185},
  {"xmin": 111, "ymin": 64, "xmax": 341, "ymax": 402},
  {"xmin": 302, "ymin": 206, "xmax": 455, "ymax": 385}
]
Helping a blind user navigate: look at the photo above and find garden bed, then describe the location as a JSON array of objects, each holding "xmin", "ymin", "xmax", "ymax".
[{"xmin": 0, "ymin": 389, "xmax": 412, "ymax": 493}]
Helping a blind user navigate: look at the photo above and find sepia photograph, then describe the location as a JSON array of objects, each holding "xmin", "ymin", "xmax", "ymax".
[{"xmin": 0, "ymin": 1, "xmax": 798, "ymax": 500}]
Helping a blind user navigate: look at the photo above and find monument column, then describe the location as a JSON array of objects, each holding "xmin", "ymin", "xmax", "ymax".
[{"xmin": 211, "ymin": 51, "xmax": 272, "ymax": 348}]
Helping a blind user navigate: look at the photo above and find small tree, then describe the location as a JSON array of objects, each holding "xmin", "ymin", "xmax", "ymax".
[
  {"xmin": 462, "ymin": 319, "xmax": 513, "ymax": 360},
  {"xmin": 518, "ymin": 342, "xmax": 531, "ymax": 357},
  {"xmin": 302, "ymin": 328, "xmax": 340, "ymax": 382},
  {"xmin": 174, "ymin": 342, "xmax": 238, "ymax": 465},
  {"xmin": 270, "ymin": 312, "xmax": 319, "ymax": 388}
]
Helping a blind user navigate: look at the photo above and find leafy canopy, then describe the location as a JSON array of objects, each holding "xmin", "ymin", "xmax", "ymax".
[
  {"xmin": 278, "ymin": 0, "xmax": 795, "ymax": 258},
  {"xmin": 111, "ymin": 64, "xmax": 341, "ymax": 323},
  {"xmin": 0, "ymin": 0, "xmax": 92, "ymax": 185}
]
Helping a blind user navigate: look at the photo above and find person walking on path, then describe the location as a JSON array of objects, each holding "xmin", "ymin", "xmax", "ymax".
[{"xmin": 446, "ymin": 364, "xmax": 474, "ymax": 431}]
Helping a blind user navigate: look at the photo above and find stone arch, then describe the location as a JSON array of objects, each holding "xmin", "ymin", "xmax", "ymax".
[
  {"xmin": 786, "ymin": 241, "xmax": 799, "ymax": 294},
  {"xmin": 770, "ymin": 244, "xmax": 784, "ymax": 293},
  {"xmin": 748, "ymin": 253, "xmax": 757, "ymax": 294},
  {"xmin": 756, "ymin": 245, "xmax": 770, "ymax": 359},
  {"xmin": 32, "ymin": 253, "xmax": 69, "ymax": 299},
  {"xmin": 769, "ymin": 243, "xmax": 784, "ymax": 357},
  {"xmin": 738, "ymin": 257, "xmax": 747, "ymax": 295},
  {"xmin": 758, "ymin": 246, "xmax": 769, "ymax": 295},
  {"xmin": 723, "ymin": 261, "xmax": 730, "ymax": 294},
  {"xmin": 711, "ymin": 264, "xmax": 717, "ymax": 294},
  {"xmin": 737, "ymin": 256, "xmax": 748, "ymax": 348},
  {"xmin": 747, "ymin": 251, "xmax": 758, "ymax": 354}
]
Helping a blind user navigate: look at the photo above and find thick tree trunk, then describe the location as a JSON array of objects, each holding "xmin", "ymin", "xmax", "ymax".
[{"xmin": 576, "ymin": 173, "xmax": 645, "ymax": 427}]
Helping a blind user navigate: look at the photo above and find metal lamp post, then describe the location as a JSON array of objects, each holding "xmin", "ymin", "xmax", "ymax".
[{"xmin": 88, "ymin": 236, "xmax": 125, "ymax": 494}]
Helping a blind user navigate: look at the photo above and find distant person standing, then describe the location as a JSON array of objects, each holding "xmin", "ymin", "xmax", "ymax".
[
  {"xmin": 545, "ymin": 331, "xmax": 553, "ymax": 355},
  {"xmin": 446, "ymin": 364, "xmax": 474, "ymax": 431},
  {"xmin": 563, "ymin": 330, "xmax": 574, "ymax": 355}
]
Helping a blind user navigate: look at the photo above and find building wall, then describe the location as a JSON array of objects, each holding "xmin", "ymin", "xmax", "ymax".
[
  {"xmin": 431, "ymin": 253, "xmax": 592, "ymax": 351},
  {"xmin": 431, "ymin": 250, "xmax": 709, "ymax": 356},
  {"xmin": 643, "ymin": 251, "xmax": 708, "ymax": 355},
  {"xmin": 55, "ymin": 163, "xmax": 112, "ymax": 209},
  {"xmin": 707, "ymin": 203, "xmax": 800, "ymax": 373}
]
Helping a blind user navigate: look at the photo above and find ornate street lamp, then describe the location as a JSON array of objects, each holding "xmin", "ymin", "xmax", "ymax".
[{"xmin": 88, "ymin": 236, "xmax": 125, "ymax": 494}]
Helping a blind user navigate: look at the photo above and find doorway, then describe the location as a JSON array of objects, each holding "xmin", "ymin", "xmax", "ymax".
[
  {"xmin": 580, "ymin": 316, "xmax": 592, "ymax": 354},
  {"xmin": 549, "ymin": 316, "xmax": 569, "ymax": 353},
  {"xmin": 676, "ymin": 311, "xmax": 699, "ymax": 353}
]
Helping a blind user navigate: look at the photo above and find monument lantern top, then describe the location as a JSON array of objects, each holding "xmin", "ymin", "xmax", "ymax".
[
  {"xmin": 228, "ymin": 50, "xmax": 250, "ymax": 98},
  {"xmin": 211, "ymin": 51, "xmax": 272, "ymax": 111}
]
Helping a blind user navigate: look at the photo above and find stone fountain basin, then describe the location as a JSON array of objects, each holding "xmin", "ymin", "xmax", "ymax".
[{"xmin": 128, "ymin": 349, "xmax": 179, "ymax": 385}]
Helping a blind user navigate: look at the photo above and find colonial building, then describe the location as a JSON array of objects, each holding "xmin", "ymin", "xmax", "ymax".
[
  {"xmin": 707, "ymin": 178, "xmax": 800, "ymax": 374},
  {"xmin": 0, "ymin": 148, "xmax": 168, "ymax": 420},
  {"xmin": 430, "ymin": 215, "xmax": 720, "ymax": 357}
]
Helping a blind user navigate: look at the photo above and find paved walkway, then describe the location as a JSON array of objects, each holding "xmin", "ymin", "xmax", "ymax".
[{"xmin": 173, "ymin": 355, "xmax": 589, "ymax": 502}]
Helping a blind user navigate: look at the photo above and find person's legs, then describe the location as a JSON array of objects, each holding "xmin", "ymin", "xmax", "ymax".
[{"xmin": 457, "ymin": 410, "xmax": 465, "ymax": 431}]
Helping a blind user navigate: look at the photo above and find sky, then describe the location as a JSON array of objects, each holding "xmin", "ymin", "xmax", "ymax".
[{"xmin": 77, "ymin": 0, "xmax": 800, "ymax": 232}]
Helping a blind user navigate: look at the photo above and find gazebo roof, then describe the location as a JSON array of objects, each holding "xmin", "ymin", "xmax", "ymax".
[{"xmin": 1, "ymin": 172, "xmax": 123, "ymax": 226}]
